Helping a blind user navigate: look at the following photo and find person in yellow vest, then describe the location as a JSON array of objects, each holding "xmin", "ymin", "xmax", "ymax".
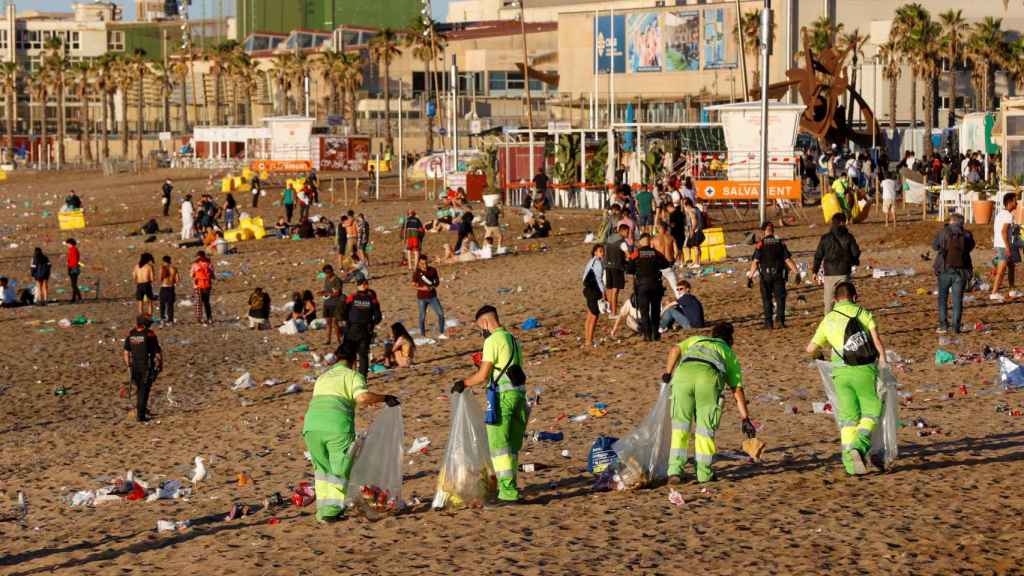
[
  {"xmin": 805, "ymin": 281, "xmax": 889, "ymax": 475},
  {"xmin": 302, "ymin": 341, "xmax": 399, "ymax": 523},
  {"xmin": 831, "ymin": 173, "xmax": 851, "ymax": 217},
  {"xmin": 661, "ymin": 322, "xmax": 755, "ymax": 483},
  {"xmin": 451, "ymin": 305, "xmax": 528, "ymax": 503}
]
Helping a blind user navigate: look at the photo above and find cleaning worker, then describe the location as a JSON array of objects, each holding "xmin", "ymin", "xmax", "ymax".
[
  {"xmin": 661, "ymin": 322, "xmax": 755, "ymax": 483},
  {"xmin": 302, "ymin": 340, "xmax": 399, "ymax": 523},
  {"xmin": 451, "ymin": 305, "xmax": 528, "ymax": 503},
  {"xmin": 805, "ymin": 281, "xmax": 888, "ymax": 475}
]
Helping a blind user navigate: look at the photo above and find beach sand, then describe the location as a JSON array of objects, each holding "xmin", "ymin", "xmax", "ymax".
[{"xmin": 1, "ymin": 169, "xmax": 1023, "ymax": 575}]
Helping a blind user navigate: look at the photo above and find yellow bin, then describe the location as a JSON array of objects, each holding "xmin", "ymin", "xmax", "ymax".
[{"xmin": 58, "ymin": 210, "xmax": 86, "ymax": 230}]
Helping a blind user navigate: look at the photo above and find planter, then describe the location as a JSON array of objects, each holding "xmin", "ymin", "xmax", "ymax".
[{"xmin": 973, "ymin": 200, "xmax": 995, "ymax": 225}]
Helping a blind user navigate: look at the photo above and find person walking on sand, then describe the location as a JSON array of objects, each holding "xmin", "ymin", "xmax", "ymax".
[
  {"xmin": 682, "ymin": 198, "xmax": 704, "ymax": 269},
  {"xmin": 413, "ymin": 256, "xmax": 447, "ymax": 339},
  {"xmin": 933, "ymin": 213, "xmax": 975, "ymax": 334},
  {"xmin": 159, "ymin": 255, "xmax": 179, "ymax": 325},
  {"xmin": 990, "ymin": 192, "xmax": 1019, "ymax": 301},
  {"xmin": 603, "ymin": 224, "xmax": 628, "ymax": 319},
  {"xmin": 652, "ymin": 221, "xmax": 679, "ymax": 296},
  {"xmin": 805, "ymin": 282, "xmax": 889, "ymax": 475},
  {"xmin": 625, "ymin": 234, "xmax": 671, "ymax": 342},
  {"xmin": 582, "ymin": 244, "xmax": 606, "ymax": 347},
  {"xmin": 303, "ymin": 341, "xmax": 398, "ymax": 523},
  {"xmin": 662, "ymin": 322, "xmax": 754, "ymax": 484},
  {"xmin": 320, "ymin": 265, "xmax": 344, "ymax": 346},
  {"xmin": 190, "ymin": 250, "xmax": 214, "ymax": 324},
  {"xmin": 180, "ymin": 194, "xmax": 195, "ymax": 241},
  {"xmin": 30, "ymin": 247, "xmax": 50, "ymax": 305},
  {"xmin": 65, "ymin": 238, "xmax": 82, "ymax": 303},
  {"xmin": 339, "ymin": 277, "xmax": 381, "ymax": 377},
  {"xmin": 223, "ymin": 193, "xmax": 238, "ymax": 230},
  {"xmin": 282, "ymin": 183, "xmax": 296, "ymax": 223},
  {"xmin": 122, "ymin": 314, "xmax": 163, "ymax": 423},
  {"xmin": 356, "ymin": 213, "xmax": 371, "ymax": 265},
  {"xmin": 133, "ymin": 253, "xmax": 157, "ymax": 318},
  {"xmin": 749, "ymin": 222, "xmax": 802, "ymax": 330},
  {"xmin": 451, "ymin": 305, "xmax": 528, "ymax": 503},
  {"xmin": 403, "ymin": 210, "xmax": 425, "ymax": 271},
  {"xmin": 813, "ymin": 213, "xmax": 860, "ymax": 314},
  {"xmin": 161, "ymin": 179, "xmax": 173, "ymax": 217}
]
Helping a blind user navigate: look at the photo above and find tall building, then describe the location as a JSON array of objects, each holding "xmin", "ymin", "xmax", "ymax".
[
  {"xmin": 135, "ymin": 0, "xmax": 177, "ymax": 22},
  {"xmin": 235, "ymin": 0, "xmax": 419, "ymax": 40}
]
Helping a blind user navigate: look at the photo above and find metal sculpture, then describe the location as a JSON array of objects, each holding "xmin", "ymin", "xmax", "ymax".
[{"xmin": 758, "ymin": 28, "xmax": 881, "ymax": 147}]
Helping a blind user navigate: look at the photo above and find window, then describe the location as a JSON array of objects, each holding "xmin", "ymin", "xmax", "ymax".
[
  {"xmin": 15, "ymin": 30, "xmax": 43, "ymax": 50},
  {"xmin": 489, "ymin": 71, "xmax": 506, "ymax": 92},
  {"xmin": 70, "ymin": 31, "xmax": 80, "ymax": 51},
  {"xmin": 108, "ymin": 31, "xmax": 124, "ymax": 51},
  {"xmin": 0, "ymin": 30, "xmax": 7, "ymax": 51},
  {"xmin": 939, "ymin": 96, "xmax": 966, "ymax": 109}
]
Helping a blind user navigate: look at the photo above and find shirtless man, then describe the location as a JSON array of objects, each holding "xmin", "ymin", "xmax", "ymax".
[
  {"xmin": 652, "ymin": 221, "xmax": 679, "ymax": 296},
  {"xmin": 133, "ymin": 253, "xmax": 157, "ymax": 317}
]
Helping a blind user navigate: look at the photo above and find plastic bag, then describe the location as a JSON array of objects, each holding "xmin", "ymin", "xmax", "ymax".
[
  {"xmin": 587, "ymin": 436, "xmax": 619, "ymax": 474},
  {"xmin": 1000, "ymin": 356, "xmax": 1024, "ymax": 391},
  {"xmin": 816, "ymin": 361, "xmax": 899, "ymax": 468},
  {"xmin": 345, "ymin": 406, "xmax": 404, "ymax": 513},
  {"xmin": 278, "ymin": 319, "xmax": 306, "ymax": 335},
  {"xmin": 611, "ymin": 382, "xmax": 672, "ymax": 489},
  {"xmin": 432, "ymin": 391, "xmax": 496, "ymax": 509}
]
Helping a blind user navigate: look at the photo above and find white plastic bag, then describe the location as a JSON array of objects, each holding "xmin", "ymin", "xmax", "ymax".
[
  {"xmin": 611, "ymin": 382, "xmax": 672, "ymax": 489},
  {"xmin": 432, "ymin": 391, "xmax": 496, "ymax": 509},
  {"xmin": 278, "ymin": 319, "xmax": 306, "ymax": 335},
  {"xmin": 999, "ymin": 356, "xmax": 1024, "ymax": 391},
  {"xmin": 345, "ymin": 406, "xmax": 404, "ymax": 514},
  {"xmin": 231, "ymin": 372, "xmax": 254, "ymax": 391},
  {"xmin": 815, "ymin": 361, "xmax": 899, "ymax": 468}
]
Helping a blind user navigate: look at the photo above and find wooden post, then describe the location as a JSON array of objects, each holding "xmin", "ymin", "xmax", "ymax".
[
  {"xmin": 343, "ymin": 178, "xmax": 348, "ymax": 205},
  {"xmin": 331, "ymin": 176, "xmax": 336, "ymax": 203}
]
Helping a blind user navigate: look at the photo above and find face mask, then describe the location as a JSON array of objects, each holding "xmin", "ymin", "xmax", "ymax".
[{"xmin": 480, "ymin": 329, "xmax": 492, "ymax": 339}]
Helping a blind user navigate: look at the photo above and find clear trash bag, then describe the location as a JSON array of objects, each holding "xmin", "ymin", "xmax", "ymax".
[
  {"xmin": 345, "ymin": 405, "xmax": 404, "ymax": 513},
  {"xmin": 432, "ymin": 390, "xmax": 497, "ymax": 509},
  {"xmin": 999, "ymin": 356, "xmax": 1024, "ymax": 391},
  {"xmin": 610, "ymin": 382, "xmax": 672, "ymax": 489},
  {"xmin": 815, "ymin": 361, "xmax": 899, "ymax": 469}
]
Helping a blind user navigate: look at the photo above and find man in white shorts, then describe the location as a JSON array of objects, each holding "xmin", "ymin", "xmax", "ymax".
[{"xmin": 881, "ymin": 176, "xmax": 897, "ymax": 229}]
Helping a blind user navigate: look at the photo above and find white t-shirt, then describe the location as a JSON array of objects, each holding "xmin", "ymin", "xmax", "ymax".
[
  {"xmin": 881, "ymin": 179, "xmax": 897, "ymax": 201},
  {"xmin": 670, "ymin": 190, "xmax": 681, "ymax": 206},
  {"xmin": 994, "ymin": 208, "xmax": 1014, "ymax": 249}
]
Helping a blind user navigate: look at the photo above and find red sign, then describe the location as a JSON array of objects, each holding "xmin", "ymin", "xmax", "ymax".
[
  {"xmin": 250, "ymin": 160, "xmax": 313, "ymax": 173},
  {"xmin": 695, "ymin": 179, "xmax": 801, "ymax": 201},
  {"xmin": 318, "ymin": 136, "xmax": 370, "ymax": 172}
]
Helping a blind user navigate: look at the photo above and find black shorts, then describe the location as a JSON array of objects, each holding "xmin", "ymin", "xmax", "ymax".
[
  {"xmin": 605, "ymin": 269, "xmax": 625, "ymax": 290},
  {"xmin": 135, "ymin": 282, "xmax": 154, "ymax": 302},
  {"xmin": 584, "ymin": 288, "xmax": 601, "ymax": 316},
  {"xmin": 323, "ymin": 299, "xmax": 338, "ymax": 318}
]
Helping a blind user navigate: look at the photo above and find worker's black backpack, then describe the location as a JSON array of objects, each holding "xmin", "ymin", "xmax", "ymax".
[{"xmin": 833, "ymin": 307, "xmax": 878, "ymax": 366}]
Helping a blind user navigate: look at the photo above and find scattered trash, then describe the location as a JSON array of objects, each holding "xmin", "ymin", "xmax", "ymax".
[
  {"xmin": 742, "ymin": 438, "xmax": 766, "ymax": 462},
  {"xmin": 284, "ymin": 383, "xmax": 303, "ymax": 394},
  {"xmin": 668, "ymin": 488, "xmax": 686, "ymax": 507},
  {"xmin": 520, "ymin": 317, "xmax": 541, "ymax": 331},
  {"xmin": 156, "ymin": 519, "xmax": 191, "ymax": 533},
  {"xmin": 611, "ymin": 383, "xmax": 672, "ymax": 490},
  {"xmin": 587, "ymin": 436, "xmax": 619, "ymax": 474},
  {"xmin": 146, "ymin": 480, "xmax": 187, "ymax": 502},
  {"xmin": 1000, "ymin": 357, "xmax": 1024, "ymax": 391},
  {"xmin": 935, "ymin": 350, "xmax": 956, "ymax": 366},
  {"xmin": 812, "ymin": 402, "xmax": 833, "ymax": 415},
  {"xmin": 287, "ymin": 344, "xmax": 310, "ymax": 355},
  {"xmin": 533, "ymin": 431, "xmax": 564, "ymax": 442},
  {"xmin": 570, "ymin": 414, "xmax": 588, "ymax": 422},
  {"xmin": 262, "ymin": 378, "xmax": 283, "ymax": 387},
  {"xmin": 432, "ymin": 391, "xmax": 496, "ymax": 510},
  {"xmin": 560, "ymin": 449, "xmax": 571, "ymax": 458},
  {"xmin": 407, "ymin": 437, "xmax": 431, "ymax": 454},
  {"xmin": 291, "ymin": 482, "xmax": 315, "ymax": 507},
  {"xmin": 231, "ymin": 372, "xmax": 255, "ymax": 391}
]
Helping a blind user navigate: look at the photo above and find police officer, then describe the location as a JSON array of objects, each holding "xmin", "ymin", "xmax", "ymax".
[
  {"xmin": 626, "ymin": 233, "xmax": 671, "ymax": 341},
  {"xmin": 748, "ymin": 222, "xmax": 801, "ymax": 329},
  {"xmin": 339, "ymin": 277, "xmax": 381, "ymax": 376},
  {"xmin": 122, "ymin": 314, "xmax": 163, "ymax": 422}
]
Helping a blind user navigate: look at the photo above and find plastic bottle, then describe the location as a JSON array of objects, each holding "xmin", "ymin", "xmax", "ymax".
[
  {"xmin": 519, "ymin": 462, "xmax": 549, "ymax": 472},
  {"xmin": 533, "ymin": 431, "xmax": 563, "ymax": 442}
]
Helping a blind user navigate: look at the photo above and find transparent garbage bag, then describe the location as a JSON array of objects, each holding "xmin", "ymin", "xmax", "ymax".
[
  {"xmin": 816, "ymin": 361, "xmax": 899, "ymax": 469},
  {"xmin": 344, "ymin": 405, "xmax": 404, "ymax": 514},
  {"xmin": 432, "ymin": 390, "xmax": 497, "ymax": 509},
  {"xmin": 610, "ymin": 382, "xmax": 672, "ymax": 489},
  {"xmin": 999, "ymin": 356, "xmax": 1024, "ymax": 391}
]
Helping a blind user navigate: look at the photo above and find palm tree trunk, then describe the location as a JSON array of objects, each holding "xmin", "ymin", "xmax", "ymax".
[
  {"xmin": 82, "ymin": 90, "xmax": 93, "ymax": 164},
  {"xmin": 214, "ymin": 70, "xmax": 223, "ymax": 125},
  {"xmin": 425, "ymin": 55, "xmax": 434, "ymax": 152},
  {"xmin": 40, "ymin": 94, "xmax": 48, "ymax": 167},
  {"xmin": 120, "ymin": 88, "xmax": 129, "ymax": 157},
  {"xmin": 5, "ymin": 86, "xmax": 13, "ymax": 165},
  {"xmin": 179, "ymin": 79, "xmax": 189, "ymax": 132},
  {"xmin": 925, "ymin": 77, "xmax": 935, "ymax": 157},
  {"xmin": 349, "ymin": 81, "xmax": 359, "ymax": 133},
  {"xmin": 947, "ymin": 54, "xmax": 957, "ymax": 127},
  {"xmin": 889, "ymin": 76, "xmax": 897, "ymax": 133},
  {"xmin": 330, "ymin": 81, "xmax": 339, "ymax": 118},
  {"xmin": 57, "ymin": 77, "xmax": 66, "ymax": 167},
  {"xmin": 101, "ymin": 90, "xmax": 110, "ymax": 160},
  {"xmin": 847, "ymin": 56, "xmax": 858, "ymax": 127},
  {"xmin": 383, "ymin": 59, "xmax": 392, "ymax": 149},
  {"xmin": 136, "ymin": 71, "xmax": 144, "ymax": 162},
  {"xmin": 910, "ymin": 72, "xmax": 918, "ymax": 132}
]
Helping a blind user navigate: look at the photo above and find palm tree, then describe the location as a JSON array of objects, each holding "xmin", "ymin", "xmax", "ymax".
[
  {"xmin": 806, "ymin": 16, "xmax": 844, "ymax": 55},
  {"xmin": 112, "ymin": 56, "xmax": 133, "ymax": 157},
  {"xmin": 966, "ymin": 16, "xmax": 1008, "ymax": 112},
  {"xmin": 939, "ymin": 9, "xmax": 968, "ymax": 126},
  {"xmin": 206, "ymin": 40, "xmax": 239, "ymax": 125},
  {"xmin": 42, "ymin": 36, "xmax": 69, "ymax": 168},
  {"xmin": 123, "ymin": 49, "xmax": 151, "ymax": 162},
  {"xmin": 840, "ymin": 29, "xmax": 868, "ymax": 127},
  {"xmin": 0, "ymin": 63, "xmax": 17, "ymax": 164},
  {"xmin": 370, "ymin": 28, "xmax": 403, "ymax": 149},
  {"xmin": 28, "ymin": 68, "xmax": 49, "ymax": 166},
  {"xmin": 69, "ymin": 61, "xmax": 95, "ymax": 164},
  {"xmin": 736, "ymin": 10, "xmax": 762, "ymax": 89},
  {"xmin": 340, "ymin": 51, "xmax": 364, "ymax": 133},
  {"xmin": 407, "ymin": 16, "xmax": 444, "ymax": 152},
  {"xmin": 94, "ymin": 53, "xmax": 118, "ymax": 161},
  {"xmin": 1007, "ymin": 37, "xmax": 1024, "ymax": 94},
  {"xmin": 151, "ymin": 61, "xmax": 172, "ymax": 133},
  {"xmin": 316, "ymin": 48, "xmax": 346, "ymax": 122},
  {"xmin": 909, "ymin": 18, "xmax": 942, "ymax": 156},
  {"xmin": 891, "ymin": 3, "xmax": 930, "ymax": 132},
  {"xmin": 268, "ymin": 53, "xmax": 295, "ymax": 115},
  {"xmin": 878, "ymin": 40, "xmax": 901, "ymax": 134},
  {"xmin": 235, "ymin": 56, "xmax": 262, "ymax": 125},
  {"xmin": 291, "ymin": 50, "xmax": 313, "ymax": 117},
  {"xmin": 170, "ymin": 51, "xmax": 192, "ymax": 131}
]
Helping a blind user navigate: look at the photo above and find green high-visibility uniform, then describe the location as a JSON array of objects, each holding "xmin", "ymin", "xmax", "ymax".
[
  {"xmin": 482, "ymin": 327, "xmax": 527, "ymax": 502},
  {"xmin": 812, "ymin": 301, "xmax": 881, "ymax": 475},
  {"xmin": 302, "ymin": 363, "xmax": 367, "ymax": 521},
  {"xmin": 668, "ymin": 336, "xmax": 743, "ymax": 482}
]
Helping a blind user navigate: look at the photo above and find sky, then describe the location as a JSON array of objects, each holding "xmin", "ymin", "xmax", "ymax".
[{"xmin": 28, "ymin": 0, "xmax": 450, "ymax": 22}]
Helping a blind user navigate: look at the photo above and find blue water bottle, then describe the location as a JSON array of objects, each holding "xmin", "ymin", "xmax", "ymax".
[{"xmin": 484, "ymin": 382, "xmax": 500, "ymax": 425}]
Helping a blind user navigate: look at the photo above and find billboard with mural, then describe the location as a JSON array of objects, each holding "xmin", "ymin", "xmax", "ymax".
[
  {"xmin": 664, "ymin": 11, "xmax": 700, "ymax": 72},
  {"xmin": 627, "ymin": 13, "xmax": 663, "ymax": 73},
  {"xmin": 703, "ymin": 7, "xmax": 736, "ymax": 69},
  {"xmin": 595, "ymin": 14, "xmax": 625, "ymax": 74}
]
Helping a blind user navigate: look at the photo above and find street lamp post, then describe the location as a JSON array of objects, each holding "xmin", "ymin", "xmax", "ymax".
[
  {"xmin": 518, "ymin": 0, "xmax": 533, "ymax": 131},
  {"xmin": 758, "ymin": 2, "xmax": 772, "ymax": 227}
]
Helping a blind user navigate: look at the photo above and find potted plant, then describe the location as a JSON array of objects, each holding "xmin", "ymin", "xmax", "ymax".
[{"xmin": 967, "ymin": 181, "xmax": 996, "ymax": 224}]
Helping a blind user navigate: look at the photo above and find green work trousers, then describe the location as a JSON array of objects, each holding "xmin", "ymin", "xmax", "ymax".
[
  {"xmin": 668, "ymin": 362, "xmax": 723, "ymax": 482},
  {"xmin": 485, "ymin": 389, "xmax": 528, "ymax": 501},
  {"xmin": 833, "ymin": 364, "xmax": 881, "ymax": 475},
  {"xmin": 303, "ymin": 429, "xmax": 355, "ymax": 521}
]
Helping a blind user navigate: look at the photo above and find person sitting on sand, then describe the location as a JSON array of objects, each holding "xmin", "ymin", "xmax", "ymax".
[
  {"xmin": 288, "ymin": 291, "xmax": 305, "ymax": 323},
  {"xmin": 301, "ymin": 290, "xmax": 317, "ymax": 324},
  {"xmin": 523, "ymin": 213, "xmax": 552, "ymax": 239},
  {"xmin": 377, "ymin": 322, "xmax": 416, "ymax": 368},
  {"xmin": 247, "ymin": 287, "xmax": 272, "ymax": 329},
  {"xmin": 0, "ymin": 276, "xmax": 22, "ymax": 307},
  {"xmin": 274, "ymin": 217, "xmax": 290, "ymax": 239}
]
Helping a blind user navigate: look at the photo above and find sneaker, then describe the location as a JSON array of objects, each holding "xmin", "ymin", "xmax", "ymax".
[
  {"xmin": 848, "ymin": 450, "xmax": 868, "ymax": 475},
  {"xmin": 990, "ymin": 293, "xmax": 1005, "ymax": 301},
  {"xmin": 868, "ymin": 452, "xmax": 887, "ymax": 472},
  {"xmin": 1010, "ymin": 290, "xmax": 1023, "ymax": 299},
  {"xmin": 437, "ymin": 334, "xmax": 449, "ymax": 340},
  {"xmin": 936, "ymin": 327, "xmax": 948, "ymax": 334},
  {"xmin": 658, "ymin": 327, "xmax": 668, "ymax": 335}
]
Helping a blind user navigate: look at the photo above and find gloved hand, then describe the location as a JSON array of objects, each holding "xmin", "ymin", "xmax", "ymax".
[
  {"xmin": 450, "ymin": 380, "xmax": 466, "ymax": 394},
  {"xmin": 742, "ymin": 418, "xmax": 757, "ymax": 439},
  {"xmin": 660, "ymin": 373, "xmax": 672, "ymax": 384},
  {"xmin": 384, "ymin": 395, "xmax": 400, "ymax": 407}
]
